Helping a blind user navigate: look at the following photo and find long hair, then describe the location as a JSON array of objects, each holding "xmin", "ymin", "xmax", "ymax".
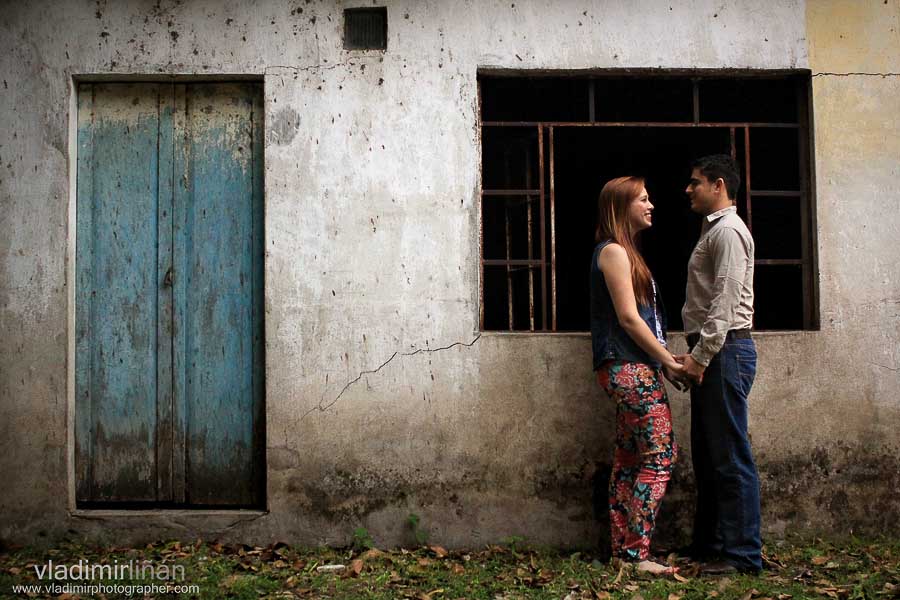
[{"xmin": 594, "ymin": 176, "xmax": 653, "ymax": 306}]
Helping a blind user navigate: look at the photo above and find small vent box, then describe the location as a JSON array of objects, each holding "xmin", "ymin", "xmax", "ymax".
[{"xmin": 344, "ymin": 7, "xmax": 387, "ymax": 51}]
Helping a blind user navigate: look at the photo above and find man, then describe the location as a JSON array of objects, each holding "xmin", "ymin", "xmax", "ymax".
[{"xmin": 678, "ymin": 154, "xmax": 761, "ymax": 575}]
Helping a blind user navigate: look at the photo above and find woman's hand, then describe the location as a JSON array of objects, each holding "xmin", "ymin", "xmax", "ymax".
[{"xmin": 663, "ymin": 361, "xmax": 690, "ymax": 392}]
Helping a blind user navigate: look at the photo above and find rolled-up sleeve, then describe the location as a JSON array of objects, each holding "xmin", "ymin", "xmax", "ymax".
[{"xmin": 690, "ymin": 227, "xmax": 751, "ymax": 366}]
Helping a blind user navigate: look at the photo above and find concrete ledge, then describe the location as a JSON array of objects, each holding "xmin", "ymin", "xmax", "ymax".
[{"xmin": 70, "ymin": 510, "xmax": 268, "ymax": 519}]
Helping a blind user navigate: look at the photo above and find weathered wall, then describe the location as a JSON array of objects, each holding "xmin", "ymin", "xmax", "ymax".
[
  {"xmin": 1, "ymin": 0, "xmax": 897, "ymax": 549},
  {"xmin": 785, "ymin": 0, "xmax": 900, "ymax": 535}
]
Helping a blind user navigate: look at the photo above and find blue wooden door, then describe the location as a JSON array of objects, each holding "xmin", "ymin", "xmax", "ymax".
[{"xmin": 75, "ymin": 82, "xmax": 264, "ymax": 507}]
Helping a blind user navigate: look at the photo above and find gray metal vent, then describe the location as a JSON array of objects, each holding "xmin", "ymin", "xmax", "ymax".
[{"xmin": 344, "ymin": 7, "xmax": 387, "ymax": 50}]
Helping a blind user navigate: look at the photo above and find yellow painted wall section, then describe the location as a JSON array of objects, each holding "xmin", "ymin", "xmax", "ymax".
[{"xmin": 807, "ymin": 0, "xmax": 900, "ymax": 73}]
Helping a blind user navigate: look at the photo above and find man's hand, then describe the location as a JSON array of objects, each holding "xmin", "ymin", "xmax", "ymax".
[
  {"xmin": 663, "ymin": 364, "xmax": 690, "ymax": 392},
  {"xmin": 675, "ymin": 354, "xmax": 706, "ymax": 385}
]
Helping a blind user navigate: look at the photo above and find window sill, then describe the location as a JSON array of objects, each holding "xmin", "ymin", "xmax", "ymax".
[
  {"xmin": 70, "ymin": 509, "xmax": 268, "ymax": 518},
  {"xmin": 477, "ymin": 330, "xmax": 820, "ymax": 337}
]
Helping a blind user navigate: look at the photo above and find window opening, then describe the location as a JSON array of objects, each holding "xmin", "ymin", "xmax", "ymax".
[{"xmin": 479, "ymin": 73, "xmax": 816, "ymax": 332}]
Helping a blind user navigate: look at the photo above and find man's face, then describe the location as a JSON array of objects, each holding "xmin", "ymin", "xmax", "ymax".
[{"xmin": 685, "ymin": 168, "xmax": 718, "ymax": 215}]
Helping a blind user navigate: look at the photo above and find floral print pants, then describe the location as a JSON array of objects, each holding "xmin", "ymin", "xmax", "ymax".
[{"xmin": 597, "ymin": 360, "xmax": 678, "ymax": 561}]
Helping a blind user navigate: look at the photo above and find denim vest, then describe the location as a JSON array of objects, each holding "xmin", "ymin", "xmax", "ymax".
[{"xmin": 590, "ymin": 240, "xmax": 668, "ymax": 371}]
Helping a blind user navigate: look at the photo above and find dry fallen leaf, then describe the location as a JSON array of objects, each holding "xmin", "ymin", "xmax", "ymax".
[
  {"xmin": 349, "ymin": 559, "xmax": 364, "ymax": 577},
  {"xmin": 811, "ymin": 556, "xmax": 829, "ymax": 565},
  {"xmin": 360, "ymin": 548, "xmax": 384, "ymax": 561},
  {"xmin": 673, "ymin": 572, "xmax": 689, "ymax": 583}
]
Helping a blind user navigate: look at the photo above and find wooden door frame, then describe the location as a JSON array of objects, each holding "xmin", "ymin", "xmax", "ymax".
[{"xmin": 65, "ymin": 75, "xmax": 269, "ymax": 515}]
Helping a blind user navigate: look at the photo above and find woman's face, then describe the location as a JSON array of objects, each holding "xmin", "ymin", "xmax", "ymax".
[{"xmin": 628, "ymin": 186, "xmax": 654, "ymax": 231}]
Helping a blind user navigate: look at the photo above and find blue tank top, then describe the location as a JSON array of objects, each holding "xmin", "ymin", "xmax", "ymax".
[{"xmin": 590, "ymin": 240, "xmax": 668, "ymax": 370}]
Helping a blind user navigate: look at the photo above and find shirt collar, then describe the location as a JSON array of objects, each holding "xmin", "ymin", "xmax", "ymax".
[{"xmin": 705, "ymin": 205, "xmax": 737, "ymax": 222}]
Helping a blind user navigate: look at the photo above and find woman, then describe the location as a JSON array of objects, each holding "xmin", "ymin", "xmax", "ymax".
[{"xmin": 591, "ymin": 176, "xmax": 685, "ymax": 575}]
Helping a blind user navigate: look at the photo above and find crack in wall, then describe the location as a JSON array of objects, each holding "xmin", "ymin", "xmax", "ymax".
[
  {"xmin": 301, "ymin": 334, "xmax": 482, "ymax": 420},
  {"xmin": 264, "ymin": 60, "xmax": 379, "ymax": 75},
  {"xmin": 869, "ymin": 362, "xmax": 899, "ymax": 372}
]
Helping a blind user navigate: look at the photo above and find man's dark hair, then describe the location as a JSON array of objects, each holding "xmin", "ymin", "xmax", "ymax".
[{"xmin": 692, "ymin": 154, "xmax": 741, "ymax": 200}]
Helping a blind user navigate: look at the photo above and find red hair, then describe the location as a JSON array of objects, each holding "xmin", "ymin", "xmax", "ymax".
[{"xmin": 595, "ymin": 176, "xmax": 653, "ymax": 305}]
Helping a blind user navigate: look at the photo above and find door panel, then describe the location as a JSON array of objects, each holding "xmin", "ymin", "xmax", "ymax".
[
  {"xmin": 176, "ymin": 83, "xmax": 264, "ymax": 505},
  {"xmin": 76, "ymin": 83, "xmax": 166, "ymax": 502}
]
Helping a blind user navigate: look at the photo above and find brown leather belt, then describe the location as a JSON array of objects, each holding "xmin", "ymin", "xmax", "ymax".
[{"xmin": 686, "ymin": 328, "xmax": 752, "ymax": 348}]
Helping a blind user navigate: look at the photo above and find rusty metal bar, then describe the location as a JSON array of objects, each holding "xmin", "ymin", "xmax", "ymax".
[
  {"xmin": 505, "ymin": 201, "xmax": 513, "ymax": 330},
  {"xmin": 730, "ymin": 127, "xmax": 736, "ymax": 159},
  {"xmin": 755, "ymin": 259, "xmax": 803, "ymax": 265},
  {"xmin": 692, "ymin": 79, "xmax": 700, "ymax": 124},
  {"xmin": 549, "ymin": 126, "xmax": 557, "ymax": 331},
  {"xmin": 478, "ymin": 79, "xmax": 484, "ymax": 331},
  {"xmin": 482, "ymin": 121, "xmax": 800, "ymax": 128},
  {"xmin": 750, "ymin": 190, "xmax": 802, "ymax": 197},
  {"xmin": 484, "ymin": 259, "xmax": 544, "ymax": 266},
  {"xmin": 538, "ymin": 124, "xmax": 547, "ymax": 331},
  {"xmin": 796, "ymin": 78, "xmax": 813, "ymax": 329},
  {"xmin": 503, "ymin": 149, "xmax": 514, "ymax": 330},
  {"xmin": 588, "ymin": 80, "xmax": 596, "ymax": 122},
  {"xmin": 744, "ymin": 126, "xmax": 752, "ymax": 232},
  {"xmin": 525, "ymin": 145, "xmax": 535, "ymax": 331},
  {"xmin": 483, "ymin": 189, "xmax": 541, "ymax": 196}
]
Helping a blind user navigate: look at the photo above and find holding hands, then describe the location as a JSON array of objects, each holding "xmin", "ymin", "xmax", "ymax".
[
  {"xmin": 676, "ymin": 354, "xmax": 706, "ymax": 385},
  {"xmin": 662, "ymin": 357, "xmax": 690, "ymax": 392},
  {"xmin": 663, "ymin": 353, "xmax": 706, "ymax": 390}
]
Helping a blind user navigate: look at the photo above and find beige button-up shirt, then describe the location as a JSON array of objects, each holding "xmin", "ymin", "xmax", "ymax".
[{"xmin": 682, "ymin": 205, "xmax": 755, "ymax": 366}]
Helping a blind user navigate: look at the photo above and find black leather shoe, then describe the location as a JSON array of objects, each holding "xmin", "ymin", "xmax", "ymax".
[
  {"xmin": 700, "ymin": 560, "xmax": 738, "ymax": 575},
  {"xmin": 672, "ymin": 545, "xmax": 714, "ymax": 561}
]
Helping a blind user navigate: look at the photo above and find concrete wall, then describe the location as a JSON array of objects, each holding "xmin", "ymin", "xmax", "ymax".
[{"xmin": 1, "ymin": 0, "xmax": 897, "ymax": 548}]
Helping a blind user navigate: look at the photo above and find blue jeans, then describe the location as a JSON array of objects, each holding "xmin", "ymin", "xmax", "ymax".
[{"xmin": 690, "ymin": 337, "xmax": 762, "ymax": 572}]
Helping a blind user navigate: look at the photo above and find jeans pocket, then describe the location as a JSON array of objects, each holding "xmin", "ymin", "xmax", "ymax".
[{"xmin": 735, "ymin": 354, "xmax": 757, "ymax": 396}]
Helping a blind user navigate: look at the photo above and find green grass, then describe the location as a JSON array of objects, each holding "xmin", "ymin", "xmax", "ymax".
[{"xmin": 1, "ymin": 535, "xmax": 898, "ymax": 599}]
